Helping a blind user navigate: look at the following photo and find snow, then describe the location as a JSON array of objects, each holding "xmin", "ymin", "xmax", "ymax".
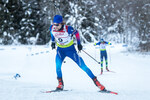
[
  {"xmin": 3, "ymin": 32, "xmax": 7, "ymax": 36},
  {"xmin": 0, "ymin": 44, "xmax": 150, "ymax": 100}
]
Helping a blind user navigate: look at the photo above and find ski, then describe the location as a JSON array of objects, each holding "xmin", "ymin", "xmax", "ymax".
[
  {"xmin": 41, "ymin": 89, "xmax": 118, "ymax": 95},
  {"xmin": 105, "ymin": 70, "xmax": 116, "ymax": 73},
  {"xmin": 41, "ymin": 89, "xmax": 70, "ymax": 93},
  {"xmin": 98, "ymin": 70, "xmax": 116, "ymax": 75},
  {"xmin": 99, "ymin": 89, "xmax": 118, "ymax": 95}
]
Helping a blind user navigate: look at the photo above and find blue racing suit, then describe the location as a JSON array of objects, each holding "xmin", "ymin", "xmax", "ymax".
[
  {"xmin": 94, "ymin": 41, "xmax": 111, "ymax": 69},
  {"xmin": 50, "ymin": 25, "xmax": 95, "ymax": 79}
]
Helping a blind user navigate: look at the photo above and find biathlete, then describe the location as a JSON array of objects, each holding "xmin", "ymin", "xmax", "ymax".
[
  {"xmin": 94, "ymin": 39, "xmax": 112, "ymax": 74},
  {"xmin": 50, "ymin": 15, "xmax": 106, "ymax": 91}
]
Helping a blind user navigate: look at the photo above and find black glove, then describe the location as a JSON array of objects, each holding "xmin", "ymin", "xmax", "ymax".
[
  {"xmin": 77, "ymin": 44, "xmax": 83, "ymax": 51},
  {"xmin": 51, "ymin": 42, "xmax": 55, "ymax": 50}
]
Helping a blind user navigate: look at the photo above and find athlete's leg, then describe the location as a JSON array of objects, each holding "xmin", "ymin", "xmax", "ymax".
[
  {"xmin": 100, "ymin": 54, "xmax": 104, "ymax": 69},
  {"xmin": 104, "ymin": 52, "xmax": 109, "ymax": 71},
  {"xmin": 66, "ymin": 50, "xmax": 105, "ymax": 90},
  {"xmin": 55, "ymin": 50, "xmax": 65, "ymax": 78},
  {"xmin": 66, "ymin": 51, "xmax": 95, "ymax": 79},
  {"xmin": 100, "ymin": 52, "xmax": 104, "ymax": 74}
]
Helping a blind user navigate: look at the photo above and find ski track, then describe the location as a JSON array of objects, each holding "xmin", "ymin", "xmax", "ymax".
[{"xmin": 0, "ymin": 44, "xmax": 150, "ymax": 100}]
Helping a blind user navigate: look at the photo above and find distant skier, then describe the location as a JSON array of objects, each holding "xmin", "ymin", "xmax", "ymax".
[
  {"xmin": 50, "ymin": 15, "xmax": 106, "ymax": 91},
  {"xmin": 94, "ymin": 39, "xmax": 112, "ymax": 74}
]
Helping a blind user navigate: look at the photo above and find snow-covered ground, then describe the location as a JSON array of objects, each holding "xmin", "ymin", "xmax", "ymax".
[{"xmin": 0, "ymin": 44, "xmax": 150, "ymax": 100}]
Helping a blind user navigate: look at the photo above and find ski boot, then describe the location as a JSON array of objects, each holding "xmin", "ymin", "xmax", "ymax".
[
  {"xmin": 106, "ymin": 67, "xmax": 109, "ymax": 71},
  {"xmin": 101, "ymin": 68, "xmax": 103, "ymax": 75},
  {"xmin": 56, "ymin": 77, "xmax": 64, "ymax": 90},
  {"xmin": 92, "ymin": 77, "xmax": 105, "ymax": 91}
]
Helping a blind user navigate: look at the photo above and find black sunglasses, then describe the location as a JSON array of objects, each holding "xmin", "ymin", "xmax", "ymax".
[{"xmin": 53, "ymin": 23, "xmax": 59, "ymax": 26}]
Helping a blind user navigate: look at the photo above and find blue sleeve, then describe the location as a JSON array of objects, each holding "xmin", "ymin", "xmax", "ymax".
[
  {"xmin": 67, "ymin": 26, "xmax": 79, "ymax": 35},
  {"xmin": 105, "ymin": 41, "xmax": 112, "ymax": 45},
  {"xmin": 49, "ymin": 25, "xmax": 52, "ymax": 31},
  {"xmin": 68, "ymin": 26, "xmax": 75, "ymax": 34},
  {"xmin": 68, "ymin": 26, "xmax": 81, "ymax": 45},
  {"xmin": 49, "ymin": 25, "xmax": 55, "ymax": 42},
  {"xmin": 94, "ymin": 42, "xmax": 101, "ymax": 45}
]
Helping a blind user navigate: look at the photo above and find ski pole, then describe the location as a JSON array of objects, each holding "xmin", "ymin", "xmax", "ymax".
[{"xmin": 82, "ymin": 50, "xmax": 100, "ymax": 64}]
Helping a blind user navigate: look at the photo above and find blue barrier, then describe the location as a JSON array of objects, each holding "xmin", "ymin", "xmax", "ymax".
[
  {"xmin": 122, "ymin": 44, "xmax": 128, "ymax": 47},
  {"xmin": 28, "ymin": 50, "xmax": 50, "ymax": 56}
]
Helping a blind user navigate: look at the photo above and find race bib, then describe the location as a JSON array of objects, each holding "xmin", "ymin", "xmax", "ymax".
[{"xmin": 52, "ymin": 25, "xmax": 72, "ymax": 46}]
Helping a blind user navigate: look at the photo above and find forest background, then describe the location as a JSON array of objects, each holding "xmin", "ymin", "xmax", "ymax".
[{"xmin": 0, "ymin": 0, "xmax": 150, "ymax": 52}]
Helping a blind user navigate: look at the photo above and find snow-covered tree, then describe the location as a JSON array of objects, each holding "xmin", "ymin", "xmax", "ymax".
[{"xmin": 0, "ymin": 0, "xmax": 150, "ymax": 52}]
